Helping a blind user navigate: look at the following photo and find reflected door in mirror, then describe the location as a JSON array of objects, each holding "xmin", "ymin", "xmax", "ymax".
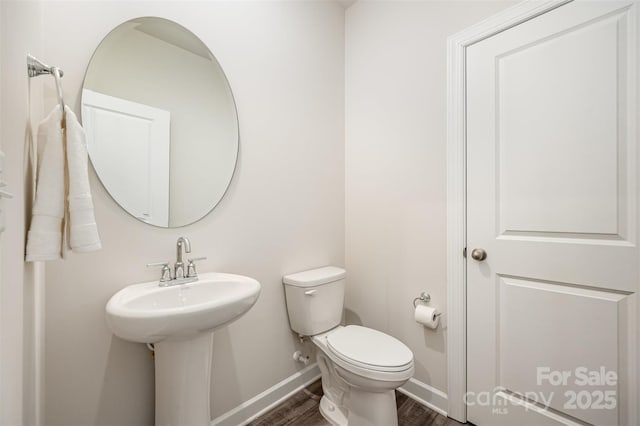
[{"xmin": 82, "ymin": 90, "xmax": 170, "ymax": 226}]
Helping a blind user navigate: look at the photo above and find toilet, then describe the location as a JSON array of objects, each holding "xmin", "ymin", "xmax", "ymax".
[{"xmin": 283, "ymin": 266, "xmax": 414, "ymax": 426}]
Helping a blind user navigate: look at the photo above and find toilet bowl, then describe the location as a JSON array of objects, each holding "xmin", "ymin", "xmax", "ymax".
[
  {"xmin": 283, "ymin": 267, "xmax": 415, "ymax": 426},
  {"xmin": 312, "ymin": 325, "xmax": 414, "ymax": 426}
]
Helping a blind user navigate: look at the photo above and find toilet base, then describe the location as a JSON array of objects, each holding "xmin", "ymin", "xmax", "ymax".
[
  {"xmin": 347, "ymin": 388, "xmax": 398, "ymax": 426},
  {"xmin": 311, "ymin": 327, "xmax": 412, "ymax": 426},
  {"xmin": 319, "ymin": 395, "xmax": 348, "ymax": 426},
  {"xmin": 319, "ymin": 389, "xmax": 399, "ymax": 426}
]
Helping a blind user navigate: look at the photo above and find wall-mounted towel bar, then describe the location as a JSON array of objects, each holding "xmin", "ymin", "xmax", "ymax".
[
  {"xmin": 27, "ymin": 54, "xmax": 65, "ymax": 112},
  {"xmin": 27, "ymin": 54, "xmax": 64, "ymax": 78}
]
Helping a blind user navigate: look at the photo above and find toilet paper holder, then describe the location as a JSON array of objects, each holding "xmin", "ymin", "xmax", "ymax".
[
  {"xmin": 413, "ymin": 292, "xmax": 431, "ymax": 308},
  {"xmin": 413, "ymin": 292, "xmax": 442, "ymax": 319}
]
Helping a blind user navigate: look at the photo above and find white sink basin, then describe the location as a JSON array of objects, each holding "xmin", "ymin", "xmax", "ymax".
[{"xmin": 106, "ymin": 272, "xmax": 261, "ymax": 343}]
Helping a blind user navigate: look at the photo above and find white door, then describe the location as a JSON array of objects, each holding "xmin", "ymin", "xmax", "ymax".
[
  {"xmin": 81, "ymin": 89, "xmax": 170, "ymax": 227},
  {"xmin": 467, "ymin": 1, "xmax": 638, "ymax": 425}
]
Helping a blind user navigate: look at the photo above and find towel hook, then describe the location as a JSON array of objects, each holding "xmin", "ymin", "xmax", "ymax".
[
  {"xmin": 27, "ymin": 54, "xmax": 65, "ymax": 112},
  {"xmin": 27, "ymin": 54, "xmax": 64, "ymax": 78},
  {"xmin": 51, "ymin": 67, "xmax": 65, "ymax": 113}
]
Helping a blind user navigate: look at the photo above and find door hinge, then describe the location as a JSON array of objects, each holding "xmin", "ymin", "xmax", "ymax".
[{"xmin": 463, "ymin": 247, "xmax": 467, "ymax": 258}]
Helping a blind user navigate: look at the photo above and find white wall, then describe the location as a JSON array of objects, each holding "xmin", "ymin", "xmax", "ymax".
[
  {"xmin": 33, "ymin": 2, "xmax": 344, "ymax": 425},
  {"xmin": 345, "ymin": 0, "xmax": 514, "ymax": 399},
  {"xmin": 0, "ymin": 2, "xmax": 46, "ymax": 425}
]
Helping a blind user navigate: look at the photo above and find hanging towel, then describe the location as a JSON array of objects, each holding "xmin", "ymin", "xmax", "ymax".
[
  {"xmin": 26, "ymin": 106, "xmax": 65, "ymax": 261},
  {"xmin": 65, "ymin": 106, "xmax": 101, "ymax": 252},
  {"xmin": 26, "ymin": 105, "xmax": 101, "ymax": 261}
]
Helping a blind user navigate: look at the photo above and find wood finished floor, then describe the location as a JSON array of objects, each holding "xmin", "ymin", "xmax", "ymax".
[{"xmin": 247, "ymin": 379, "xmax": 464, "ymax": 426}]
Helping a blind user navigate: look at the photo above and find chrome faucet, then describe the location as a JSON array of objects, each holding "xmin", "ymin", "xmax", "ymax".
[
  {"xmin": 147, "ymin": 237, "xmax": 206, "ymax": 286},
  {"xmin": 175, "ymin": 237, "xmax": 192, "ymax": 279}
]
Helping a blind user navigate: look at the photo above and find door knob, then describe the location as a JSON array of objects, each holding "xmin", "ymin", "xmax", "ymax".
[{"xmin": 471, "ymin": 248, "xmax": 487, "ymax": 261}]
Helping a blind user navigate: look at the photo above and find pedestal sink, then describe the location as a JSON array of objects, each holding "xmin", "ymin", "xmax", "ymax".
[{"xmin": 105, "ymin": 272, "xmax": 261, "ymax": 426}]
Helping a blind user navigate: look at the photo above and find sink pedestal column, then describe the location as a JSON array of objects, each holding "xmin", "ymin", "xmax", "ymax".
[{"xmin": 154, "ymin": 332, "xmax": 214, "ymax": 426}]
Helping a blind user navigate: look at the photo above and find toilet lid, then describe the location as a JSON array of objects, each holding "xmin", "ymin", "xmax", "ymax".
[{"xmin": 326, "ymin": 326, "xmax": 413, "ymax": 372}]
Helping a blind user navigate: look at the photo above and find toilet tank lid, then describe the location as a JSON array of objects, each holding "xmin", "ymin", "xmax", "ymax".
[{"xmin": 283, "ymin": 266, "xmax": 346, "ymax": 287}]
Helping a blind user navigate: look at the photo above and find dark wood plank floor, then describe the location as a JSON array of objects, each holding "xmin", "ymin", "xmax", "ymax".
[{"xmin": 248, "ymin": 379, "xmax": 464, "ymax": 426}]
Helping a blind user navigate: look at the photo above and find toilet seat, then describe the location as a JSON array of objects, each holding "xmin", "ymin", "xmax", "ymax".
[{"xmin": 326, "ymin": 326, "xmax": 413, "ymax": 373}]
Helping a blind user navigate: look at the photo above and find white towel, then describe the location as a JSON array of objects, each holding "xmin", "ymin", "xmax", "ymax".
[
  {"xmin": 26, "ymin": 105, "xmax": 101, "ymax": 261},
  {"xmin": 26, "ymin": 106, "xmax": 65, "ymax": 261},
  {"xmin": 65, "ymin": 106, "xmax": 101, "ymax": 253}
]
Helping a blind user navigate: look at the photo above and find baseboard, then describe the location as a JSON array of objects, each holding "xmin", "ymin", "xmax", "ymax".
[
  {"xmin": 211, "ymin": 363, "xmax": 321, "ymax": 426},
  {"xmin": 398, "ymin": 378, "xmax": 448, "ymax": 417},
  {"xmin": 211, "ymin": 364, "xmax": 447, "ymax": 425}
]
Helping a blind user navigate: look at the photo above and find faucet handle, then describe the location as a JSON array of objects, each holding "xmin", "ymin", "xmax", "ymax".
[
  {"xmin": 147, "ymin": 261, "xmax": 172, "ymax": 282},
  {"xmin": 186, "ymin": 257, "xmax": 207, "ymax": 278}
]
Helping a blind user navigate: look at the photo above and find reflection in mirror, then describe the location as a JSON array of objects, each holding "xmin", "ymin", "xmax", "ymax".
[{"xmin": 82, "ymin": 17, "xmax": 238, "ymax": 227}]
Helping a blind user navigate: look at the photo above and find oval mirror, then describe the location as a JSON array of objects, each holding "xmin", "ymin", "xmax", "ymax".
[{"xmin": 82, "ymin": 17, "xmax": 238, "ymax": 228}]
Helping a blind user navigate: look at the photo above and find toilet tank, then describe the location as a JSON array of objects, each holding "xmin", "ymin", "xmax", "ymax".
[{"xmin": 283, "ymin": 266, "xmax": 346, "ymax": 336}]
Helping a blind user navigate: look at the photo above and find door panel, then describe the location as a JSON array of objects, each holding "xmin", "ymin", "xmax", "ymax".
[
  {"xmin": 499, "ymin": 276, "xmax": 622, "ymax": 425},
  {"xmin": 466, "ymin": 1, "xmax": 638, "ymax": 425},
  {"xmin": 82, "ymin": 89, "xmax": 170, "ymax": 226},
  {"xmin": 498, "ymin": 13, "xmax": 619, "ymax": 235}
]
